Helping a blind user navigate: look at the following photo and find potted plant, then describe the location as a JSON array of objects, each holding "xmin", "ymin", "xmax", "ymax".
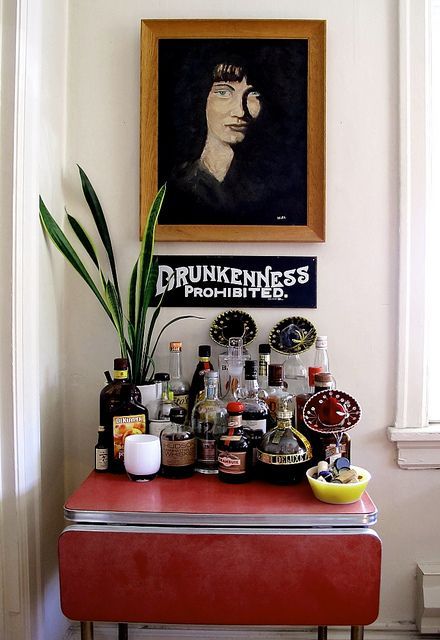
[{"xmin": 39, "ymin": 165, "xmax": 198, "ymax": 402}]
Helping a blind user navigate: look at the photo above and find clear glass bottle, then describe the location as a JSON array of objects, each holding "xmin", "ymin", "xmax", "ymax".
[
  {"xmin": 168, "ymin": 341, "xmax": 189, "ymax": 411},
  {"xmin": 314, "ymin": 335, "xmax": 329, "ymax": 373},
  {"xmin": 218, "ymin": 402, "xmax": 251, "ymax": 484},
  {"xmin": 156, "ymin": 372, "xmax": 177, "ymax": 420},
  {"xmin": 221, "ymin": 337, "xmax": 246, "ymax": 404},
  {"xmin": 218, "ymin": 338, "xmax": 250, "ymax": 397},
  {"xmin": 264, "ymin": 364, "xmax": 294, "ymax": 430},
  {"xmin": 283, "ymin": 352, "xmax": 307, "ymax": 397},
  {"xmin": 187, "ymin": 345, "xmax": 214, "ymax": 419},
  {"xmin": 95, "ymin": 426, "xmax": 108, "ymax": 473},
  {"xmin": 257, "ymin": 400, "xmax": 312, "ymax": 485},
  {"xmin": 240, "ymin": 360, "xmax": 270, "ymax": 467},
  {"xmin": 160, "ymin": 407, "xmax": 195, "ymax": 479},
  {"xmin": 192, "ymin": 371, "xmax": 227, "ymax": 474}
]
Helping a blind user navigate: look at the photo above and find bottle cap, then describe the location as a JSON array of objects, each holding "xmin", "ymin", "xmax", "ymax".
[
  {"xmin": 205, "ymin": 370, "xmax": 218, "ymax": 379},
  {"xmin": 170, "ymin": 341, "xmax": 182, "ymax": 351},
  {"xmin": 268, "ymin": 364, "xmax": 284, "ymax": 385},
  {"xmin": 314, "ymin": 372, "xmax": 335, "ymax": 388},
  {"xmin": 244, "ymin": 360, "xmax": 258, "ymax": 379},
  {"xmin": 316, "ymin": 335, "xmax": 328, "ymax": 348},
  {"xmin": 154, "ymin": 372, "xmax": 170, "ymax": 382},
  {"xmin": 198, "ymin": 345, "xmax": 211, "ymax": 357},
  {"xmin": 259, "ymin": 344, "xmax": 271, "ymax": 354},
  {"xmin": 308, "ymin": 366, "xmax": 323, "ymax": 387},
  {"xmin": 114, "ymin": 357, "xmax": 128, "ymax": 370},
  {"xmin": 227, "ymin": 401, "xmax": 245, "ymax": 414},
  {"xmin": 169, "ymin": 407, "xmax": 186, "ymax": 422}
]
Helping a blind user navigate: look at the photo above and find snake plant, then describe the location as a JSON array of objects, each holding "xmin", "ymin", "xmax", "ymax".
[{"xmin": 39, "ymin": 165, "xmax": 197, "ymax": 384}]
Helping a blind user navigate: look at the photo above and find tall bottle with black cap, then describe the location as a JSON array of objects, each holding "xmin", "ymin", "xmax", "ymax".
[
  {"xmin": 187, "ymin": 345, "xmax": 214, "ymax": 419},
  {"xmin": 241, "ymin": 360, "xmax": 270, "ymax": 466}
]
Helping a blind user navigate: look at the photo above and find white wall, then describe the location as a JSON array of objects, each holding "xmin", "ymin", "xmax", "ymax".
[{"xmin": 37, "ymin": 0, "xmax": 438, "ymax": 629}]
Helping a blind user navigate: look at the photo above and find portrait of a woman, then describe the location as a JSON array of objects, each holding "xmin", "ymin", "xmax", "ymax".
[{"xmin": 157, "ymin": 39, "xmax": 308, "ymax": 226}]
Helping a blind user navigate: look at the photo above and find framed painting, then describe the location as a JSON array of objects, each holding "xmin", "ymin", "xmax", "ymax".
[{"xmin": 140, "ymin": 20, "xmax": 326, "ymax": 242}]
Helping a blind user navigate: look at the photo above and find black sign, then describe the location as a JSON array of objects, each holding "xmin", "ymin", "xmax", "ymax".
[{"xmin": 153, "ymin": 256, "xmax": 317, "ymax": 308}]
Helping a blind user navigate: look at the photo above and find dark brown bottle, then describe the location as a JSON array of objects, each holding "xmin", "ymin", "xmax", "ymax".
[
  {"xmin": 218, "ymin": 402, "xmax": 251, "ymax": 484},
  {"xmin": 100, "ymin": 358, "xmax": 147, "ymax": 473},
  {"xmin": 187, "ymin": 345, "xmax": 214, "ymax": 419},
  {"xmin": 257, "ymin": 402, "xmax": 312, "ymax": 485},
  {"xmin": 160, "ymin": 407, "xmax": 195, "ymax": 478}
]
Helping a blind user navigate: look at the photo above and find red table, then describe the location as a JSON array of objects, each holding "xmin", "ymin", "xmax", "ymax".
[{"xmin": 59, "ymin": 472, "xmax": 381, "ymax": 640}]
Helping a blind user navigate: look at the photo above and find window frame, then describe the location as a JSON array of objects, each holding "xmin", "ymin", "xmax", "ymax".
[{"xmin": 387, "ymin": 0, "xmax": 440, "ymax": 468}]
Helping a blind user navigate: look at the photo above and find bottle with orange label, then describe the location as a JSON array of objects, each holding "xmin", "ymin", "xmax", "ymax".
[
  {"xmin": 100, "ymin": 358, "xmax": 148, "ymax": 473},
  {"xmin": 218, "ymin": 402, "xmax": 251, "ymax": 484}
]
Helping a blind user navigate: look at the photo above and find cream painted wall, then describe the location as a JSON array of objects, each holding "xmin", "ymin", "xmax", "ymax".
[{"xmin": 43, "ymin": 0, "xmax": 438, "ymax": 628}]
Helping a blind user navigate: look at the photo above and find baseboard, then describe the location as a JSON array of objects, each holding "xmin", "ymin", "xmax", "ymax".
[{"xmin": 64, "ymin": 621, "xmax": 437, "ymax": 640}]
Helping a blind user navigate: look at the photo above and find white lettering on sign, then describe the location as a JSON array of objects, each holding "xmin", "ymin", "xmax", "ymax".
[{"xmin": 156, "ymin": 265, "xmax": 310, "ymax": 298}]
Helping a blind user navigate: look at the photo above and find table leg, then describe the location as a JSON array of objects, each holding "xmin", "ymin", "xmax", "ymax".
[
  {"xmin": 80, "ymin": 621, "xmax": 94, "ymax": 640},
  {"xmin": 350, "ymin": 626, "xmax": 364, "ymax": 640},
  {"xmin": 317, "ymin": 626, "xmax": 328, "ymax": 640},
  {"xmin": 118, "ymin": 623, "xmax": 128, "ymax": 640}
]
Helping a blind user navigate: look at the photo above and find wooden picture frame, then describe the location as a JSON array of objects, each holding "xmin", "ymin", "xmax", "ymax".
[{"xmin": 140, "ymin": 19, "xmax": 326, "ymax": 242}]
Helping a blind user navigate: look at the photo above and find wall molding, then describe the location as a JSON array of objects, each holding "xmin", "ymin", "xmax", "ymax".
[{"xmin": 0, "ymin": 0, "xmax": 44, "ymax": 638}]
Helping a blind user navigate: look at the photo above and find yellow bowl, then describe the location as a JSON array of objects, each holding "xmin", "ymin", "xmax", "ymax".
[{"xmin": 306, "ymin": 465, "xmax": 371, "ymax": 504}]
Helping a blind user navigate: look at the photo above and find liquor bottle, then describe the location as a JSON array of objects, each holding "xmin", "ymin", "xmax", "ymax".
[
  {"xmin": 314, "ymin": 335, "xmax": 329, "ymax": 373},
  {"xmin": 100, "ymin": 358, "xmax": 147, "ymax": 473},
  {"xmin": 187, "ymin": 345, "xmax": 214, "ymax": 419},
  {"xmin": 256, "ymin": 400, "xmax": 312, "ymax": 485},
  {"xmin": 258, "ymin": 344, "xmax": 271, "ymax": 390},
  {"xmin": 160, "ymin": 407, "xmax": 196, "ymax": 479},
  {"xmin": 156, "ymin": 372, "xmax": 177, "ymax": 420},
  {"xmin": 168, "ymin": 341, "xmax": 190, "ymax": 411},
  {"xmin": 100, "ymin": 358, "xmax": 141, "ymax": 424},
  {"xmin": 221, "ymin": 337, "xmax": 246, "ymax": 404},
  {"xmin": 294, "ymin": 365, "xmax": 322, "ymax": 431},
  {"xmin": 94, "ymin": 426, "xmax": 108, "ymax": 473},
  {"xmin": 218, "ymin": 402, "xmax": 251, "ymax": 484},
  {"xmin": 264, "ymin": 364, "xmax": 294, "ymax": 430},
  {"xmin": 308, "ymin": 372, "xmax": 351, "ymax": 464},
  {"xmin": 241, "ymin": 360, "xmax": 270, "ymax": 466},
  {"xmin": 192, "ymin": 371, "xmax": 227, "ymax": 474},
  {"xmin": 106, "ymin": 381, "xmax": 148, "ymax": 474},
  {"xmin": 218, "ymin": 338, "xmax": 250, "ymax": 397},
  {"xmin": 283, "ymin": 352, "xmax": 307, "ymax": 396}
]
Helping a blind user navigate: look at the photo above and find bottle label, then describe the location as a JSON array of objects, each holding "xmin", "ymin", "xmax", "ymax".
[
  {"xmin": 218, "ymin": 450, "xmax": 247, "ymax": 474},
  {"xmin": 173, "ymin": 393, "xmax": 189, "ymax": 410},
  {"xmin": 95, "ymin": 448, "xmax": 108, "ymax": 471},
  {"xmin": 196, "ymin": 438, "xmax": 216, "ymax": 463},
  {"xmin": 113, "ymin": 370, "xmax": 128, "ymax": 380},
  {"xmin": 149, "ymin": 419, "xmax": 168, "ymax": 438},
  {"xmin": 113, "ymin": 414, "xmax": 146, "ymax": 462},
  {"xmin": 242, "ymin": 418, "xmax": 267, "ymax": 433},
  {"xmin": 257, "ymin": 450, "xmax": 310, "ymax": 465},
  {"xmin": 162, "ymin": 438, "xmax": 196, "ymax": 467}
]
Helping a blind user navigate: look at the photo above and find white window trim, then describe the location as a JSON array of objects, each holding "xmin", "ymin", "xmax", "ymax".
[{"xmin": 387, "ymin": 0, "xmax": 440, "ymax": 468}]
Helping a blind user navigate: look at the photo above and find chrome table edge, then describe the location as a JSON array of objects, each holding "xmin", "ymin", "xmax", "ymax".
[
  {"xmin": 64, "ymin": 507, "xmax": 378, "ymax": 527},
  {"xmin": 61, "ymin": 523, "xmax": 381, "ymax": 537}
]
